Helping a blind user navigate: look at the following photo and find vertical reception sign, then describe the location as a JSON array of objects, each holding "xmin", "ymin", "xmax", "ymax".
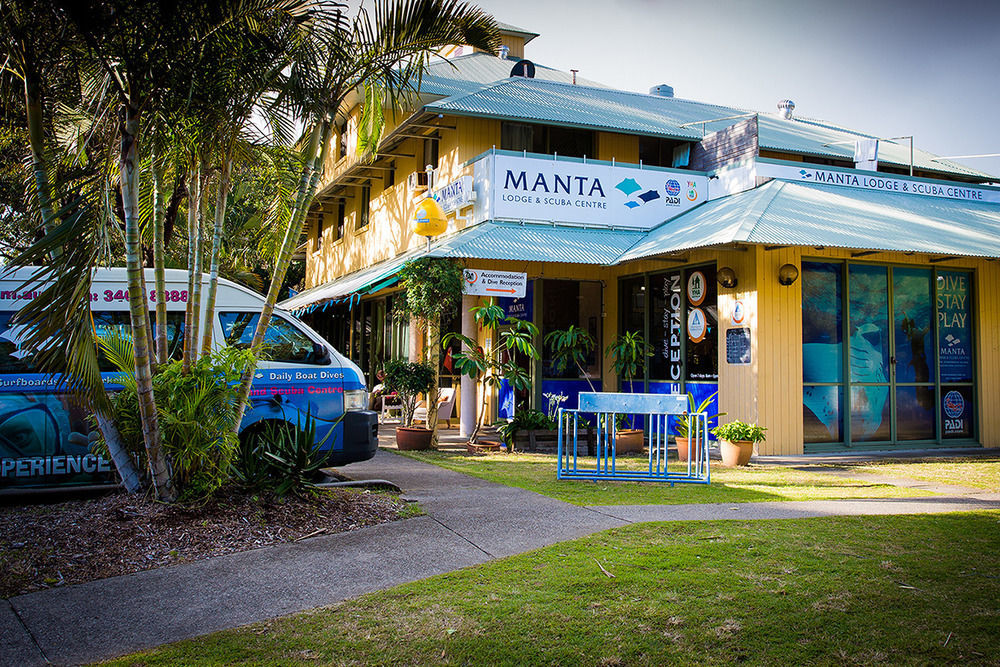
[{"xmin": 661, "ymin": 272, "xmax": 683, "ymax": 391}]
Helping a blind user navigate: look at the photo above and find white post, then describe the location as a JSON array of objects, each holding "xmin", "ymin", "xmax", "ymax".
[{"xmin": 459, "ymin": 294, "xmax": 477, "ymax": 438}]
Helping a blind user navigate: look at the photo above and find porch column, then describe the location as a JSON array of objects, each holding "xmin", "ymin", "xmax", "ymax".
[
  {"xmin": 408, "ymin": 315, "xmax": 423, "ymax": 362},
  {"xmin": 460, "ymin": 294, "xmax": 477, "ymax": 438}
]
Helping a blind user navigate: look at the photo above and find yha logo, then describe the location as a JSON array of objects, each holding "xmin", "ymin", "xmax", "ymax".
[{"xmin": 503, "ymin": 170, "xmax": 606, "ymax": 197}]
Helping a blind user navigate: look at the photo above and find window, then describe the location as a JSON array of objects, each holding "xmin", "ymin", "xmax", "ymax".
[
  {"xmin": 638, "ymin": 137, "xmax": 690, "ymax": 168},
  {"xmin": 313, "ymin": 210, "xmax": 324, "ymax": 250},
  {"xmin": 385, "ymin": 160, "xmax": 395, "ymax": 188},
  {"xmin": 0, "ymin": 311, "xmax": 35, "ymax": 373},
  {"xmin": 416, "ymin": 139, "xmax": 439, "ymax": 187},
  {"xmin": 92, "ymin": 311, "xmax": 185, "ymax": 372},
  {"xmin": 219, "ymin": 312, "xmax": 328, "ymax": 365},
  {"xmin": 357, "ymin": 186, "xmax": 370, "ymax": 230},
  {"xmin": 335, "ymin": 200, "xmax": 345, "ymax": 240},
  {"xmin": 541, "ymin": 280, "xmax": 601, "ymax": 380},
  {"xmin": 501, "ymin": 121, "xmax": 594, "ymax": 158}
]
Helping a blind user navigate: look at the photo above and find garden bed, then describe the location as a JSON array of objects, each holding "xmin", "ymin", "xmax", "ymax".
[{"xmin": 0, "ymin": 485, "xmax": 416, "ymax": 598}]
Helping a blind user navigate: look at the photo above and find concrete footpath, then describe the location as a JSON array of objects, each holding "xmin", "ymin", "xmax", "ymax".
[{"xmin": 4, "ymin": 448, "xmax": 1000, "ymax": 666}]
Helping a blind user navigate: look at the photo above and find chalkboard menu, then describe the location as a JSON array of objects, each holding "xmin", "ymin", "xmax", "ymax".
[{"xmin": 726, "ymin": 328, "xmax": 751, "ymax": 365}]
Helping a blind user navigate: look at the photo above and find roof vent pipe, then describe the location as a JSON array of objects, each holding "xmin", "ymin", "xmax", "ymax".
[
  {"xmin": 649, "ymin": 84, "xmax": 674, "ymax": 98},
  {"xmin": 778, "ymin": 99, "xmax": 795, "ymax": 119},
  {"xmin": 498, "ymin": 44, "xmax": 510, "ymax": 60}
]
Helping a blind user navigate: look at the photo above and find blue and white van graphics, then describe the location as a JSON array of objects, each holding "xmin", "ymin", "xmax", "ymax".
[{"xmin": 0, "ymin": 267, "xmax": 378, "ymax": 490}]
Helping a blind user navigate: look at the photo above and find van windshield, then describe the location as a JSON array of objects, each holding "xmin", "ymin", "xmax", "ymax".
[{"xmin": 219, "ymin": 312, "xmax": 327, "ymax": 365}]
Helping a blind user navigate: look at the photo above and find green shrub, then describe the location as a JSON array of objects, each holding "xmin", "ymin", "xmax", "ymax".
[
  {"xmin": 711, "ymin": 420, "xmax": 767, "ymax": 443},
  {"xmin": 235, "ymin": 408, "xmax": 332, "ymax": 497},
  {"xmin": 496, "ymin": 409, "xmax": 557, "ymax": 448},
  {"xmin": 98, "ymin": 345, "xmax": 254, "ymax": 501},
  {"xmin": 382, "ymin": 359, "xmax": 435, "ymax": 427}
]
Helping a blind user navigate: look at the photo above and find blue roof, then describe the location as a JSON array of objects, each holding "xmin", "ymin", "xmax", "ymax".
[
  {"xmin": 428, "ymin": 220, "xmax": 646, "ymax": 264},
  {"xmin": 617, "ymin": 179, "xmax": 1000, "ymax": 263}
]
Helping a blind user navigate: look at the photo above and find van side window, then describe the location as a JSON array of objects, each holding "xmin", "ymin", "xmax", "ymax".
[
  {"xmin": 219, "ymin": 312, "xmax": 327, "ymax": 365},
  {"xmin": 0, "ymin": 311, "xmax": 36, "ymax": 373},
  {"xmin": 92, "ymin": 311, "xmax": 185, "ymax": 372}
]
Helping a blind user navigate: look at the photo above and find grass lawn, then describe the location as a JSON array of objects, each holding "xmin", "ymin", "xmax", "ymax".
[
  {"xmin": 108, "ymin": 511, "xmax": 1000, "ymax": 666},
  {"xmin": 849, "ymin": 458, "xmax": 1000, "ymax": 492},
  {"xmin": 397, "ymin": 450, "xmax": 933, "ymax": 506}
]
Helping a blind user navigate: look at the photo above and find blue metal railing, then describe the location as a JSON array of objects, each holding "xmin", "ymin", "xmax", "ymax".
[{"xmin": 557, "ymin": 392, "xmax": 710, "ymax": 485}]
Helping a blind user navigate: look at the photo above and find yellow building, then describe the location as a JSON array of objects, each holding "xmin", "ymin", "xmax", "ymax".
[{"xmin": 284, "ymin": 23, "xmax": 1000, "ymax": 455}]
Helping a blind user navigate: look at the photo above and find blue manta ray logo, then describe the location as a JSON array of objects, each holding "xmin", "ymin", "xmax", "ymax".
[{"xmin": 616, "ymin": 178, "xmax": 660, "ymax": 210}]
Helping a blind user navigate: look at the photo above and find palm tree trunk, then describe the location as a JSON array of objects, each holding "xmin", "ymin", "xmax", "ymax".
[
  {"xmin": 233, "ymin": 120, "xmax": 332, "ymax": 427},
  {"xmin": 24, "ymin": 76, "xmax": 60, "ymax": 255},
  {"xmin": 151, "ymin": 154, "xmax": 168, "ymax": 364},
  {"xmin": 94, "ymin": 411, "xmax": 143, "ymax": 492},
  {"xmin": 188, "ymin": 157, "xmax": 209, "ymax": 361},
  {"xmin": 120, "ymin": 104, "xmax": 175, "ymax": 502},
  {"xmin": 182, "ymin": 159, "xmax": 201, "ymax": 374},
  {"xmin": 201, "ymin": 157, "xmax": 230, "ymax": 355}
]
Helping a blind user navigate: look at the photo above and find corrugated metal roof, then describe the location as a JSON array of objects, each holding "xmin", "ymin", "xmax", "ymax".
[
  {"xmin": 494, "ymin": 21, "xmax": 539, "ymax": 42},
  {"xmin": 281, "ymin": 221, "xmax": 643, "ymax": 311},
  {"xmin": 414, "ymin": 68, "xmax": 991, "ymax": 181},
  {"xmin": 417, "ymin": 52, "xmax": 607, "ymax": 98},
  {"xmin": 755, "ymin": 116, "xmax": 987, "ymax": 179},
  {"xmin": 428, "ymin": 220, "xmax": 646, "ymax": 264},
  {"xmin": 617, "ymin": 179, "xmax": 1000, "ymax": 263},
  {"xmin": 426, "ymin": 78, "xmax": 729, "ymax": 140}
]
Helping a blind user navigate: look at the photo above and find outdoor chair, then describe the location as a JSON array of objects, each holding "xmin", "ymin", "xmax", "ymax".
[{"xmin": 413, "ymin": 387, "xmax": 456, "ymax": 428}]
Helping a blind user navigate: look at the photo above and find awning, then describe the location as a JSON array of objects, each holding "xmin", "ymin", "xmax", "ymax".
[
  {"xmin": 280, "ymin": 221, "xmax": 645, "ymax": 312},
  {"xmin": 281, "ymin": 248, "xmax": 421, "ymax": 313},
  {"xmin": 617, "ymin": 179, "xmax": 1000, "ymax": 263}
]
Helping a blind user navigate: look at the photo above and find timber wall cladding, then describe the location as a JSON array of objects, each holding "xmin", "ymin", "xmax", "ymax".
[{"xmin": 689, "ymin": 116, "xmax": 759, "ymax": 172}]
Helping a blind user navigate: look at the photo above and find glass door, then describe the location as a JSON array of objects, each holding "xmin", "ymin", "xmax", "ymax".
[{"xmin": 803, "ymin": 261, "xmax": 975, "ymax": 450}]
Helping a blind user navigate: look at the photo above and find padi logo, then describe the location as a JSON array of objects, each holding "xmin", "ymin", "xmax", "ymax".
[
  {"xmin": 665, "ymin": 179, "xmax": 681, "ymax": 197},
  {"xmin": 943, "ymin": 390, "xmax": 965, "ymax": 418}
]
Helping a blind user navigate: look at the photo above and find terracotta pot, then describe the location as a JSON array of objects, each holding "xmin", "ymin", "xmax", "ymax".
[
  {"xmin": 396, "ymin": 426, "xmax": 433, "ymax": 451},
  {"xmin": 720, "ymin": 438, "xmax": 755, "ymax": 467},
  {"xmin": 675, "ymin": 436, "xmax": 695, "ymax": 462},
  {"xmin": 615, "ymin": 429, "xmax": 645, "ymax": 453}
]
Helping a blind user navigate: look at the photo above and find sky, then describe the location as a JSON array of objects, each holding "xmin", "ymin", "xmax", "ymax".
[{"xmin": 471, "ymin": 0, "xmax": 1000, "ymax": 180}]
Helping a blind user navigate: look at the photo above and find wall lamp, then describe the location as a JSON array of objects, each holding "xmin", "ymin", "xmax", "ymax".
[
  {"xmin": 778, "ymin": 263, "xmax": 799, "ymax": 286},
  {"xmin": 716, "ymin": 266, "xmax": 738, "ymax": 288}
]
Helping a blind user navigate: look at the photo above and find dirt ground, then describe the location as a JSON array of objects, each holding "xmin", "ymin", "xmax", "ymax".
[{"xmin": 0, "ymin": 484, "xmax": 414, "ymax": 599}]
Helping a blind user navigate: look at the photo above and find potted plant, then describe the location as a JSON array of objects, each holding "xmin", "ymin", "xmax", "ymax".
[
  {"xmin": 605, "ymin": 331, "xmax": 653, "ymax": 451},
  {"xmin": 711, "ymin": 420, "xmax": 767, "ymax": 467},
  {"xmin": 382, "ymin": 359, "xmax": 436, "ymax": 450},
  {"xmin": 673, "ymin": 391, "xmax": 722, "ymax": 462},
  {"xmin": 496, "ymin": 408, "xmax": 557, "ymax": 452}
]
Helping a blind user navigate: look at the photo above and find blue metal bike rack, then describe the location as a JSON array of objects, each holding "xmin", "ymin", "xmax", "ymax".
[{"xmin": 557, "ymin": 392, "xmax": 710, "ymax": 485}]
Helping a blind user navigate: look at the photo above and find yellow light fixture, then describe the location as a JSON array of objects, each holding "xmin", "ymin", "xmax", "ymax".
[{"xmin": 413, "ymin": 197, "xmax": 447, "ymax": 238}]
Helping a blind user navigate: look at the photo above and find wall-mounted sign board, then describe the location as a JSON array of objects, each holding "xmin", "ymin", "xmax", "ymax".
[{"xmin": 462, "ymin": 269, "xmax": 527, "ymax": 298}]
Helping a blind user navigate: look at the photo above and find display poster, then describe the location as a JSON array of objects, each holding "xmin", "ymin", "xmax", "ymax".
[
  {"xmin": 498, "ymin": 281, "xmax": 533, "ymax": 321},
  {"xmin": 942, "ymin": 386, "xmax": 974, "ymax": 438},
  {"xmin": 726, "ymin": 328, "xmax": 751, "ymax": 365},
  {"xmin": 686, "ymin": 266, "xmax": 717, "ymax": 380},
  {"xmin": 937, "ymin": 271, "xmax": 972, "ymax": 383}
]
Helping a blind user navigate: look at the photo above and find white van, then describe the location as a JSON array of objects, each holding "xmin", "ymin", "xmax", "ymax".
[{"xmin": 0, "ymin": 267, "xmax": 378, "ymax": 490}]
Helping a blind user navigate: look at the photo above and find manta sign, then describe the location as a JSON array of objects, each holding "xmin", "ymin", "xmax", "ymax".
[
  {"xmin": 462, "ymin": 269, "xmax": 526, "ymax": 298},
  {"xmin": 475, "ymin": 153, "xmax": 708, "ymax": 229}
]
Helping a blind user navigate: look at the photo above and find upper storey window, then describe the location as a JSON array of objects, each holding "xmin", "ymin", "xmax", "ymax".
[{"xmin": 501, "ymin": 122, "xmax": 594, "ymax": 159}]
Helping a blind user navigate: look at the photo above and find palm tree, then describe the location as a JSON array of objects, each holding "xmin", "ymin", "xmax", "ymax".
[{"xmin": 233, "ymin": 0, "xmax": 500, "ymax": 425}]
